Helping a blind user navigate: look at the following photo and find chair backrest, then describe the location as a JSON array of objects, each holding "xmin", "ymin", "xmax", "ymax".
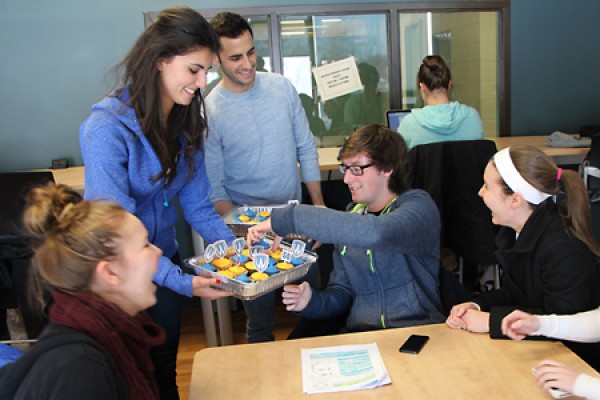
[
  {"xmin": 409, "ymin": 140, "xmax": 498, "ymax": 265},
  {"xmin": 581, "ymin": 134, "xmax": 600, "ymax": 193},
  {"xmin": 0, "ymin": 171, "xmax": 55, "ymax": 243},
  {"xmin": 588, "ymin": 134, "xmax": 600, "ymax": 168},
  {"xmin": 438, "ymin": 266, "xmax": 469, "ymax": 316}
]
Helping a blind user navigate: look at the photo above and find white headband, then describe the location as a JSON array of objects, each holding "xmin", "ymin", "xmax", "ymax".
[{"xmin": 493, "ymin": 148, "xmax": 552, "ymax": 205}]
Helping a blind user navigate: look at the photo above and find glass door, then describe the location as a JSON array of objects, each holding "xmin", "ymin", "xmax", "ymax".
[{"xmin": 280, "ymin": 14, "xmax": 389, "ymax": 146}]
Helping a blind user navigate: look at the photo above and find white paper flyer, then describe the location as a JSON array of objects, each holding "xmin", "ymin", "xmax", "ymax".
[
  {"xmin": 311, "ymin": 56, "xmax": 362, "ymax": 102},
  {"xmin": 301, "ymin": 342, "xmax": 391, "ymax": 394}
]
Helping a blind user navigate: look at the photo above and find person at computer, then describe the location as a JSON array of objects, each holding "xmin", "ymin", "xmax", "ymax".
[
  {"xmin": 398, "ymin": 55, "xmax": 483, "ymax": 148},
  {"xmin": 0, "ymin": 183, "xmax": 164, "ymax": 399},
  {"xmin": 79, "ymin": 7, "xmax": 235, "ymax": 398},
  {"xmin": 446, "ymin": 145, "xmax": 600, "ymax": 370},
  {"xmin": 502, "ymin": 308, "xmax": 600, "ymax": 399},
  {"xmin": 247, "ymin": 124, "xmax": 445, "ymax": 333}
]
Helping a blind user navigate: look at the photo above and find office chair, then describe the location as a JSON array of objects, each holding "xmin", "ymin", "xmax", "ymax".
[
  {"xmin": 0, "ymin": 171, "xmax": 55, "ymax": 341},
  {"xmin": 409, "ymin": 140, "xmax": 500, "ymax": 290}
]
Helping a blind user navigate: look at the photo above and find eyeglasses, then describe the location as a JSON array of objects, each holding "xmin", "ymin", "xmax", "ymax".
[{"xmin": 338, "ymin": 163, "xmax": 374, "ymax": 176}]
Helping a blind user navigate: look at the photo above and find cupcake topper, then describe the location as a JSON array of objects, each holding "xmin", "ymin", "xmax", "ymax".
[
  {"xmin": 249, "ymin": 246, "xmax": 262, "ymax": 260},
  {"xmin": 233, "ymin": 238, "xmax": 245, "ymax": 264},
  {"xmin": 291, "ymin": 239, "xmax": 306, "ymax": 258},
  {"xmin": 214, "ymin": 240, "xmax": 227, "ymax": 259},
  {"xmin": 281, "ymin": 249, "xmax": 293, "ymax": 263},
  {"xmin": 233, "ymin": 238, "xmax": 245, "ymax": 253},
  {"xmin": 253, "ymin": 253, "xmax": 268, "ymax": 273},
  {"xmin": 204, "ymin": 244, "xmax": 216, "ymax": 263}
]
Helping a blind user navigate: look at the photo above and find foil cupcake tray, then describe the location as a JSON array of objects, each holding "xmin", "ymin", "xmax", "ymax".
[
  {"xmin": 222, "ymin": 204, "xmax": 290, "ymax": 237},
  {"xmin": 184, "ymin": 238, "xmax": 317, "ymax": 300}
]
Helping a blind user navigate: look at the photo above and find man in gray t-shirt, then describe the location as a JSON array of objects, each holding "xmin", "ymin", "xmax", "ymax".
[{"xmin": 205, "ymin": 12, "xmax": 324, "ymax": 343}]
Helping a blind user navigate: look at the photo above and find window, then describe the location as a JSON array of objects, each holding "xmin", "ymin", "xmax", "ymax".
[
  {"xmin": 399, "ymin": 11, "xmax": 499, "ymax": 136},
  {"xmin": 147, "ymin": 2, "xmax": 509, "ymax": 145},
  {"xmin": 280, "ymin": 14, "xmax": 389, "ymax": 145}
]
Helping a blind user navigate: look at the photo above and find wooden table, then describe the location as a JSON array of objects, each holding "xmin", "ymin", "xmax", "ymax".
[
  {"xmin": 46, "ymin": 166, "xmax": 85, "ymax": 193},
  {"xmin": 492, "ymin": 136, "xmax": 589, "ymax": 166},
  {"xmin": 189, "ymin": 323, "xmax": 593, "ymax": 399},
  {"xmin": 49, "ymin": 136, "xmax": 588, "ymax": 186},
  {"xmin": 317, "ymin": 136, "xmax": 589, "ymax": 171}
]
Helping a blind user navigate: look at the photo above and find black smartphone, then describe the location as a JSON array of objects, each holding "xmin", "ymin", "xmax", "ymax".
[{"xmin": 399, "ymin": 334, "xmax": 429, "ymax": 354}]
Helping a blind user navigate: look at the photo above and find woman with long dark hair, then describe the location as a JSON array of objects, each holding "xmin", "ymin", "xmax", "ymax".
[{"xmin": 79, "ymin": 6, "xmax": 234, "ymax": 398}]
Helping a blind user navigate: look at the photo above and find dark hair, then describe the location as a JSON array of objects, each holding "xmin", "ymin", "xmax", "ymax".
[
  {"xmin": 494, "ymin": 145, "xmax": 600, "ymax": 260},
  {"xmin": 113, "ymin": 6, "xmax": 220, "ymax": 185},
  {"xmin": 358, "ymin": 63, "xmax": 379, "ymax": 87},
  {"xmin": 418, "ymin": 55, "xmax": 451, "ymax": 91},
  {"xmin": 23, "ymin": 183, "xmax": 128, "ymax": 310},
  {"xmin": 209, "ymin": 12, "xmax": 253, "ymax": 39},
  {"xmin": 339, "ymin": 124, "xmax": 410, "ymax": 195}
]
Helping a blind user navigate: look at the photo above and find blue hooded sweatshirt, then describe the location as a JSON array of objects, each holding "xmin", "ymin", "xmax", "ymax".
[
  {"xmin": 398, "ymin": 101, "xmax": 483, "ymax": 148},
  {"xmin": 79, "ymin": 89, "xmax": 235, "ymax": 297}
]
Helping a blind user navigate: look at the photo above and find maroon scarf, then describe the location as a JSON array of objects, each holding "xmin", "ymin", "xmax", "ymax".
[{"xmin": 49, "ymin": 290, "xmax": 165, "ymax": 400}]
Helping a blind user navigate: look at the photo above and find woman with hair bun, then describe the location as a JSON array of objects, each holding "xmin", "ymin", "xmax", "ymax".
[
  {"xmin": 398, "ymin": 55, "xmax": 483, "ymax": 148},
  {"xmin": 0, "ymin": 183, "xmax": 164, "ymax": 399},
  {"xmin": 446, "ymin": 145, "xmax": 600, "ymax": 371}
]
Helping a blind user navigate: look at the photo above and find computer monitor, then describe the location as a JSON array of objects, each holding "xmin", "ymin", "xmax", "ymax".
[{"xmin": 386, "ymin": 109, "xmax": 411, "ymax": 132}]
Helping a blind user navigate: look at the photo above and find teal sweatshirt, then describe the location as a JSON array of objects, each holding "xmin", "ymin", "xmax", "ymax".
[{"xmin": 398, "ymin": 101, "xmax": 483, "ymax": 148}]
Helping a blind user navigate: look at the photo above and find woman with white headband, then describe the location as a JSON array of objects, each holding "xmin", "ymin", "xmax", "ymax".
[{"xmin": 446, "ymin": 145, "xmax": 600, "ymax": 372}]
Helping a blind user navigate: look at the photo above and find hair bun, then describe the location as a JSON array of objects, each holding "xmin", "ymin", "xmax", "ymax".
[
  {"xmin": 23, "ymin": 183, "xmax": 83, "ymax": 238},
  {"xmin": 426, "ymin": 63, "xmax": 440, "ymax": 72}
]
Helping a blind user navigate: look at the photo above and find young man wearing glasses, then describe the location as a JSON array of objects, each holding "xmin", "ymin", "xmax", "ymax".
[{"xmin": 248, "ymin": 124, "xmax": 445, "ymax": 333}]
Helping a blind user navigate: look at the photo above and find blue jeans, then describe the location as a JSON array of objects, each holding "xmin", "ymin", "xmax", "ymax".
[
  {"xmin": 243, "ymin": 261, "xmax": 320, "ymax": 343},
  {"xmin": 147, "ymin": 254, "xmax": 183, "ymax": 400}
]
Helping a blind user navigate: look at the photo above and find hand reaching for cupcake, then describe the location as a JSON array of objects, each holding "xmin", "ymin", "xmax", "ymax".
[
  {"xmin": 247, "ymin": 220, "xmax": 281, "ymax": 251},
  {"xmin": 282, "ymin": 281, "xmax": 312, "ymax": 312}
]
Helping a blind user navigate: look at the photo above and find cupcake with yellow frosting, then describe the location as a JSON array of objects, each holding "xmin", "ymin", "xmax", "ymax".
[
  {"xmin": 255, "ymin": 211, "xmax": 271, "ymax": 222},
  {"xmin": 250, "ymin": 271, "xmax": 269, "ymax": 281},
  {"xmin": 244, "ymin": 261, "xmax": 256, "ymax": 271},
  {"xmin": 270, "ymin": 250, "xmax": 282, "ymax": 261},
  {"xmin": 212, "ymin": 258, "xmax": 231, "ymax": 269},
  {"xmin": 228, "ymin": 265, "xmax": 247, "ymax": 276},
  {"xmin": 226, "ymin": 247, "xmax": 236, "ymax": 257},
  {"xmin": 216, "ymin": 270, "xmax": 235, "ymax": 279},
  {"xmin": 276, "ymin": 262, "xmax": 294, "ymax": 271}
]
